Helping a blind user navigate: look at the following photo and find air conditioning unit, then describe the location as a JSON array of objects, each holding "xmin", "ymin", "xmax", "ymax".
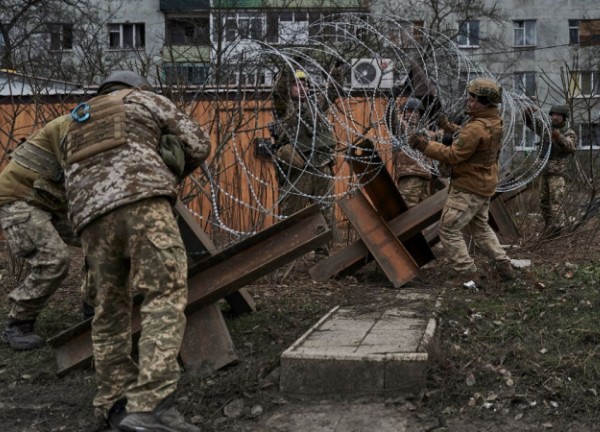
[{"xmin": 351, "ymin": 58, "xmax": 395, "ymax": 89}]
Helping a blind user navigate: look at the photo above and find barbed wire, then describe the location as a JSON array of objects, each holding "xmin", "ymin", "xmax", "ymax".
[{"xmin": 187, "ymin": 13, "xmax": 552, "ymax": 239}]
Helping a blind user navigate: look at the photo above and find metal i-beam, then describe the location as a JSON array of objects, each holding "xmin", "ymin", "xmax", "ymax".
[
  {"xmin": 338, "ymin": 191, "xmax": 419, "ymax": 287},
  {"xmin": 175, "ymin": 200, "xmax": 256, "ymax": 313},
  {"xmin": 348, "ymin": 140, "xmax": 434, "ymax": 266},
  {"xmin": 310, "ymin": 188, "xmax": 447, "ymax": 282},
  {"xmin": 48, "ymin": 205, "xmax": 331, "ymax": 376}
]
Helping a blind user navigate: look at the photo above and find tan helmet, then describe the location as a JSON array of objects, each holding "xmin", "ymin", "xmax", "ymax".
[
  {"xmin": 549, "ymin": 105, "xmax": 569, "ymax": 119},
  {"xmin": 466, "ymin": 78, "xmax": 502, "ymax": 105}
]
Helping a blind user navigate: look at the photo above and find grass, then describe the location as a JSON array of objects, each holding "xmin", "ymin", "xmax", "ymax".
[{"xmin": 427, "ymin": 258, "xmax": 600, "ymax": 426}]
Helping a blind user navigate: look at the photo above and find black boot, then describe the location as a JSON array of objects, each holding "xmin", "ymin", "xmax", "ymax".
[{"xmin": 2, "ymin": 318, "xmax": 45, "ymax": 351}]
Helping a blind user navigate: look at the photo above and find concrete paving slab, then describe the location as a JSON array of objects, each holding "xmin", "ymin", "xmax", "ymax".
[
  {"xmin": 262, "ymin": 402, "xmax": 409, "ymax": 432},
  {"xmin": 280, "ymin": 289, "xmax": 439, "ymax": 396}
]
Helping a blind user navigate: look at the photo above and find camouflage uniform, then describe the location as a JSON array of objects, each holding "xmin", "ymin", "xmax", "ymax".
[
  {"xmin": 525, "ymin": 111, "xmax": 577, "ymax": 233},
  {"xmin": 52, "ymin": 87, "xmax": 210, "ymax": 418},
  {"xmin": 387, "ymin": 98, "xmax": 434, "ymax": 208},
  {"xmin": 422, "ymin": 106, "xmax": 511, "ymax": 275},
  {"xmin": 273, "ymin": 71, "xmax": 340, "ymax": 257},
  {"xmin": 0, "ymin": 116, "xmax": 78, "ymax": 323}
]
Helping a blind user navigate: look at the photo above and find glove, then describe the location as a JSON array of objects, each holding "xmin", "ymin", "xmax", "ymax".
[
  {"xmin": 408, "ymin": 132, "xmax": 429, "ymax": 152},
  {"xmin": 551, "ymin": 129, "xmax": 562, "ymax": 142},
  {"xmin": 437, "ymin": 114, "xmax": 449, "ymax": 129}
]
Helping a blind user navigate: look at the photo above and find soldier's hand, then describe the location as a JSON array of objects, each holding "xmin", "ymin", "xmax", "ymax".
[
  {"xmin": 523, "ymin": 106, "xmax": 537, "ymax": 116},
  {"xmin": 551, "ymin": 129, "xmax": 562, "ymax": 142},
  {"xmin": 437, "ymin": 114, "xmax": 449, "ymax": 129},
  {"xmin": 408, "ymin": 132, "xmax": 429, "ymax": 152}
]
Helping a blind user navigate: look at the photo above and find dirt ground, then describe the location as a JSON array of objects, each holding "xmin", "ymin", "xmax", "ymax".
[{"xmin": 1, "ymin": 191, "xmax": 600, "ymax": 431}]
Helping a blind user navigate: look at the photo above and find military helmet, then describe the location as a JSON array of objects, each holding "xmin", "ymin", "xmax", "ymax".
[
  {"xmin": 549, "ymin": 105, "xmax": 569, "ymax": 119},
  {"xmin": 403, "ymin": 97, "xmax": 424, "ymax": 113},
  {"xmin": 98, "ymin": 71, "xmax": 152, "ymax": 94},
  {"xmin": 466, "ymin": 78, "xmax": 502, "ymax": 105}
]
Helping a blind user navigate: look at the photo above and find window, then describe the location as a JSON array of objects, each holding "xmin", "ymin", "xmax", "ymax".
[
  {"xmin": 570, "ymin": 71, "xmax": 600, "ymax": 97},
  {"xmin": 569, "ymin": 20, "xmax": 580, "ymax": 45},
  {"xmin": 308, "ymin": 12, "xmax": 369, "ymax": 43},
  {"xmin": 167, "ymin": 18, "xmax": 210, "ymax": 45},
  {"xmin": 514, "ymin": 72, "xmax": 536, "ymax": 96},
  {"xmin": 266, "ymin": 11, "xmax": 309, "ymax": 44},
  {"xmin": 578, "ymin": 123, "xmax": 600, "ymax": 149},
  {"xmin": 108, "ymin": 23, "xmax": 145, "ymax": 49},
  {"xmin": 515, "ymin": 125, "xmax": 537, "ymax": 151},
  {"xmin": 457, "ymin": 20, "xmax": 479, "ymax": 47},
  {"xmin": 513, "ymin": 20, "xmax": 536, "ymax": 46},
  {"xmin": 164, "ymin": 63, "xmax": 209, "ymax": 85},
  {"xmin": 48, "ymin": 23, "xmax": 73, "ymax": 51},
  {"xmin": 223, "ymin": 13, "xmax": 264, "ymax": 42}
]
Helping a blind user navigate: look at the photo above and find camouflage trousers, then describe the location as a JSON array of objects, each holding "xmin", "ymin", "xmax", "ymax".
[
  {"xmin": 439, "ymin": 188, "xmax": 510, "ymax": 274},
  {"xmin": 396, "ymin": 176, "xmax": 430, "ymax": 208},
  {"xmin": 540, "ymin": 174, "xmax": 566, "ymax": 230},
  {"xmin": 0, "ymin": 201, "xmax": 70, "ymax": 321},
  {"xmin": 279, "ymin": 165, "xmax": 334, "ymax": 255},
  {"xmin": 80, "ymin": 197, "xmax": 188, "ymax": 417}
]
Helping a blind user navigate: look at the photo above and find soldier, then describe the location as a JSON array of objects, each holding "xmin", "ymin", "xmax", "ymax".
[
  {"xmin": 0, "ymin": 115, "xmax": 91, "ymax": 351},
  {"xmin": 51, "ymin": 71, "xmax": 211, "ymax": 432},
  {"xmin": 408, "ymin": 78, "xmax": 516, "ymax": 283},
  {"xmin": 271, "ymin": 68, "xmax": 342, "ymax": 260},
  {"xmin": 388, "ymin": 97, "xmax": 435, "ymax": 207},
  {"xmin": 524, "ymin": 104, "xmax": 577, "ymax": 237}
]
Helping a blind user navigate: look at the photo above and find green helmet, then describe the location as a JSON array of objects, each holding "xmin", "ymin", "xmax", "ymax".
[
  {"xmin": 466, "ymin": 78, "xmax": 502, "ymax": 105},
  {"xmin": 549, "ymin": 105, "xmax": 569, "ymax": 119},
  {"xmin": 98, "ymin": 71, "xmax": 152, "ymax": 94},
  {"xmin": 403, "ymin": 98, "xmax": 424, "ymax": 113}
]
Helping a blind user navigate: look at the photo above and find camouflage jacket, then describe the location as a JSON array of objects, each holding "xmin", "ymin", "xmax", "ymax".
[
  {"xmin": 525, "ymin": 113, "xmax": 577, "ymax": 176},
  {"xmin": 387, "ymin": 101, "xmax": 433, "ymax": 181},
  {"xmin": 0, "ymin": 115, "xmax": 70, "ymax": 212},
  {"xmin": 54, "ymin": 89, "xmax": 211, "ymax": 233},
  {"xmin": 424, "ymin": 107, "xmax": 502, "ymax": 197},
  {"xmin": 272, "ymin": 70, "xmax": 341, "ymax": 169}
]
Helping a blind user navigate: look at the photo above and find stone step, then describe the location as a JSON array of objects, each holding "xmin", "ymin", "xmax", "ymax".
[{"xmin": 280, "ymin": 290, "xmax": 439, "ymax": 395}]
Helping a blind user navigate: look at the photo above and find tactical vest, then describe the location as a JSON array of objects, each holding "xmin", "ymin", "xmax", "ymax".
[
  {"xmin": 467, "ymin": 117, "xmax": 502, "ymax": 166},
  {"xmin": 64, "ymin": 89, "xmax": 161, "ymax": 165},
  {"xmin": 9, "ymin": 141, "xmax": 63, "ymax": 182}
]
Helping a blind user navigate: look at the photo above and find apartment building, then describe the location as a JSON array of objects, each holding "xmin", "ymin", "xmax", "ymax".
[{"xmin": 1, "ymin": 0, "xmax": 599, "ymax": 144}]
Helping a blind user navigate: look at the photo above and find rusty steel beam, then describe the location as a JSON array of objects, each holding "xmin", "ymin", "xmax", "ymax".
[
  {"xmin": 489, "ymin": 195, "xmax": 521, "ymax": 241},
  {"xmin": 338, "ymin": 191, "xmax": 419, "ymax": 287},
  {"xmin": 310, "ymin": 188, "xmax": 447, "ymax": 282},
  {"xmin": 348, "ymin": 140, "xmax": 434, "ymax": 266},
  {"xmin": 48, "ymin": 205, "xmax": 331, "ymax": 376},
  {"xmin": 175, "ymin": 200, "xmax": 255, "ymax": 313}
]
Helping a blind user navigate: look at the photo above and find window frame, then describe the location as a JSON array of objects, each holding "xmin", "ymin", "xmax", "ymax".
[
  {"xmin": 513, "ymin": 71, "xmax": 537, "ymax": 96},
  {"xmin": 163, "ymin": 62, "xmax": 210, "ymax": 85},
  {"xmin": 513, "ymin": 20, "xmax": 536, "ymax": 47},
  {"xmin": 167, "ymin": 18, "xmax": 210, "ymax": 46},
  {"xmin": 108, "ymin": 22, "xmax": 146, "ymax": 50},
  {"xmin": 577, "ymin": 123, "xmax": 600, "ymax": 150},
  {"xmin": 457, "ymin": 20, "xmax": 480, "ymax": 48},
  {"xmin": 571, "ymin": 71, "xmax": 600, "ymax": 97},
  {"xmin": 48, "ymin": 22, "xmax": 73, "ymax": 51},
  {"xmin": 569, "ymin": 19, "xmax": 580, "ymax": 45},
  {"xmin": 222, "ymin": 12, "xmax": 265, "ymax": 43}
]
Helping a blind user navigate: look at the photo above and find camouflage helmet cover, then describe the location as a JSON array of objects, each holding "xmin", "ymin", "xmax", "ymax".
[
  {"xmin": 549, "ymin": 105, "xmax": 569, "ymax": 118},
  {"xmin": 403, "ymin": 97, "xmax": 424, "ymax": 113},
  {"xmin": 98, "ymin": 71, "xmax": 152, "ymax": 94},
  {"xmin": 466, "ymin": 78, "xmax": 502, "ymax": 105}
]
